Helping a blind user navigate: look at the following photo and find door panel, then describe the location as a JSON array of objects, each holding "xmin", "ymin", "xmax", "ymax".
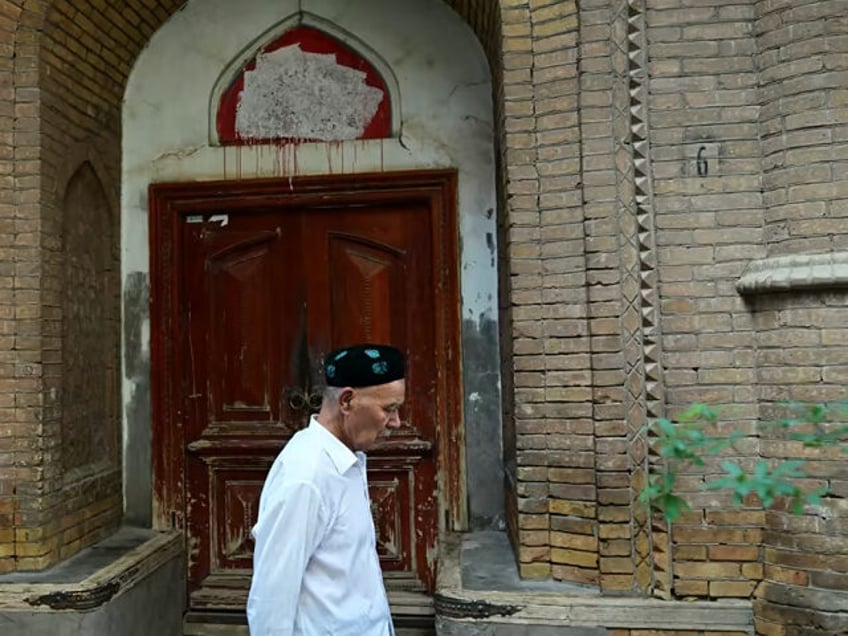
[
  {"xmin": 177, "ymin": 198, "xmax": 440, "ymax": 606},
  {"xmin": 207, "ymin": 231, "xmax": 281, "ymax": 423},
  {"xmin": 306, "ymin": 206, "xmax": 437, "ymax": 587}
]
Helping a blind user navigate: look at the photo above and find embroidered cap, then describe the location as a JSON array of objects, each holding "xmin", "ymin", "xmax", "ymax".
[{"xmin": 324, "ymin": 344, "xmax": 405, "ymax": 388}]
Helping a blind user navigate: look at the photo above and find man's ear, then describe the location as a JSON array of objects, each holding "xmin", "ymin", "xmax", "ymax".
[{"xmin": 339, "ymin": 388, "xmax": 355, "ymax": 414}]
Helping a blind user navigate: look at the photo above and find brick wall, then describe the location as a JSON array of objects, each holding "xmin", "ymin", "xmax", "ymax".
[
  {"xmin": 751, "ymin": 1, "xmax": 848, "ymax": 633},
  {"xmin": 497, "ymin": 0, "xmax": 589, "ymax": 581},
  {"xmin": 645, "ymin": 0, "xmax": 766, "ymax": 600},
  {"xmin": 751, "ymin": 293, "xmax": 848, "ymax": 636},
  {"xmin": 0, "ymin": 0, "xmax": 181, "ymax": 571},
  {"xmin": 57, "ymin": 162, "xmax": 121, "ymax": 562},
  {"xmin": 757, "ymin": 0, "xmax": 848, "ymax": 257},
  {"xmin": 581, "ymin": 0, "xmax": 622, "ymax": 590}
]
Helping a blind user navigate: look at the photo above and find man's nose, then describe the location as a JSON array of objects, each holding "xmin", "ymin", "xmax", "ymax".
[{"xmin": 387, "ymin": 412, "xmax": 402, "ymax": 429}]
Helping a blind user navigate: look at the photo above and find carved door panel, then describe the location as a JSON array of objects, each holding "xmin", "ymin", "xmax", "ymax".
[
  {"xmin": 178, "ymin": 199, "xmax": 439, "ymax": 608},
  {"xmin": 304, "ymin": 205, "xmax": 438, "ymax": 587}
]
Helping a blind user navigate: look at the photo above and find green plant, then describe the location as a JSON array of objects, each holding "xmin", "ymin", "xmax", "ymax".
[{"xmin": 639, "ymin": 401, "xmax": 847, "ymax": 523}]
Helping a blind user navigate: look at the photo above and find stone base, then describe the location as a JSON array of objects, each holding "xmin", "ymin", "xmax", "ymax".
[
  {"xmin": 0, "ymin": 527, "xmax": 184, "ymax": 636},
  {"xmin": 436, "ymin": 531, "xmax": 755, "ymax": 635}
]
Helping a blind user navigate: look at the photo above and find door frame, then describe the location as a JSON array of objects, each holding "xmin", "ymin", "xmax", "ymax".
[{"xmin": 148, "ymin": 169, "xmax": 466, "ymax": 540}]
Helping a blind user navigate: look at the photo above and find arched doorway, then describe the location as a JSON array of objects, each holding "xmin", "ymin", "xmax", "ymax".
[{"xmin": 124, "ymin": 0, "xmax": 501, "ymax": 618}]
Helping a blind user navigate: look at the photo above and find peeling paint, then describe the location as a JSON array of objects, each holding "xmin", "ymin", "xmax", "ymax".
[{"xmin": 236, "ymin": 45, "xmax": 383, "ymax": 141}]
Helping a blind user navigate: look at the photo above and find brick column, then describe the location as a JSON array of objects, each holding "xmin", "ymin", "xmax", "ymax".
[{"xmin": 753, "ymin": 4, "xmax": 848, "ymax": 632}]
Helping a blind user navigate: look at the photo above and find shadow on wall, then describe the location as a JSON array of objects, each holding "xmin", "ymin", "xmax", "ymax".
[
  {"xmin": 463, "ymin": 314, "xmax": 504, "ymax": 530},
  {"xmin": 124, "ymin": 271, "xmax": 151, "ymax": 527}
]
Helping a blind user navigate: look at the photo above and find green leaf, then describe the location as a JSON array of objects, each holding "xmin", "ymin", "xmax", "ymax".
[
  {"xmin": 721, "ymin": 460, "xmax": 744, "ymax": 477},
  {"xmin": 657, "ymin": 418, "xmax": 676, "ymax": 436},
  {"xmin": 772, "ymin": 460, "xmax": 805, "ymax": 478},
  {"xmin": 659, "ymin": 494, "xmax": 691, "ymax": 522}
]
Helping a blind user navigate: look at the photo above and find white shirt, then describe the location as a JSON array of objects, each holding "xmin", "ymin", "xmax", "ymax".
[{"xmin": 247, "ymin": 416, "xmax": 394, "ymax": 636}]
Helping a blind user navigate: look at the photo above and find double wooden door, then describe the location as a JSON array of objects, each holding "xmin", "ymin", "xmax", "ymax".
[{"xmin": 149, "ymin": 173, "xmax": 461, "ymax": 610}]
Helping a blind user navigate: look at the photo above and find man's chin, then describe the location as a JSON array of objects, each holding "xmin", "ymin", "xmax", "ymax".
[{"xmin": 362, "ymin": 437, "xmax": 384, "ymax": 452}]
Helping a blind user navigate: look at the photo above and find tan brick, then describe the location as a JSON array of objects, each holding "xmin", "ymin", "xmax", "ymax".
[
  {"xmin": 549, "ymin": 500, "xmax": 596, "ymax": 517},
  {"xmin": 551, "ymin": 548, "xmax": 598, "ymax": 568},
  {"xmin": 709, "ymin": 545, "xmax": 759, "ymax": 561},
  {"xmin": 551, "ymin": 531, "xmax": 598, "ymax": 551},
  {"xmin": 674, "ymin": 579, "xmax": 709, "ymax": 597},
  {"xmin": 520, "ymin": 563, "xmax": 551, "ymax": 579},
  {"xmin": 709, "ymin": 580, "xmax": 756, "ymax": 597},
  {"xmin": 552, "ymin": 564, "xmax": 599, "ymax": 585},
  {"xmin": 518, "ymin": 545, "xmax": 550, "ymax": 563}
]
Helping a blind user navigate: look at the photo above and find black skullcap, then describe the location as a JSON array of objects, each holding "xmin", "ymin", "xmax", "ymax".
[{"xmin": 324, "ymin": 344, "xmax": 405, "ymax": 388}]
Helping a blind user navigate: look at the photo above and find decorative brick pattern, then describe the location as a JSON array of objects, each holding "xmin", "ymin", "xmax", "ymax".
[{"xmin": 609, "ymin": 0, "xmax": 666, "ymax": 595}]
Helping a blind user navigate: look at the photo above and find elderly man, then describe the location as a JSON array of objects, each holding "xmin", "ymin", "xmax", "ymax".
[{"xmin": 247, "ymin": 344, "xmax": 405, "ymax": 635}]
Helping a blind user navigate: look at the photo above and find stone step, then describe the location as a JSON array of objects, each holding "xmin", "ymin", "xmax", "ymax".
[
  {"xmin": 183, "ymin": 622, "xmax": 433, "ymax": 635},
  {"xmin": 183, "ymin": 608, "xmax": 434, "ymax": 636}
]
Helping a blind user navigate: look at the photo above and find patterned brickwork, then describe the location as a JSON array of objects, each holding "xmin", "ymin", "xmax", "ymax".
[{"xmin": 610, "ymin": 0, "xmax": 667, "ymax": 595}]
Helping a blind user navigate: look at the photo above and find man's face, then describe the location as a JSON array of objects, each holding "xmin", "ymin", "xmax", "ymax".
[{"xmin": 340, "ymin": 379, "xmax": 405, "ymax": 451}]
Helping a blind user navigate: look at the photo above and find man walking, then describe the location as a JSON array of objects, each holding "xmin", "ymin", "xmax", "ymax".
[{"xmin": 247, "ymin": 344, "xmax": 405, "ymax": 635}]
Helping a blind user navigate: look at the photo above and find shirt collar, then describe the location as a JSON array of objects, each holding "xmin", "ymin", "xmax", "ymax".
[{"xmin": 309, "ymin": 415, "xmax": 360, "ymax": 474}]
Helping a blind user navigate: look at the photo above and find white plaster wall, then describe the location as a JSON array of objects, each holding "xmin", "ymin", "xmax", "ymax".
[{"xmin": 122, "ymin": 0, "xmax": 500, "ymax": 525}]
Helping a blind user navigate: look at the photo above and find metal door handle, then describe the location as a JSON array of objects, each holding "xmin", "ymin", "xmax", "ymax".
[
  {"xmin": 285, "ymin": 387, "xmax": 322, "ymax": 412},
  {"xmin": 286, "ymin": 387, "xmax": 308, "ymax": 411},
  {"xmin": 307, "ymin": 391, "xmax": 322, "ymax": 410}
]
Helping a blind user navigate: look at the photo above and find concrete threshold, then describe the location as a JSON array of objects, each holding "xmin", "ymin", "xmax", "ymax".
[
  {"xmin": 435, "ymin": 531, "xmax": 755, "ymax": 635},
  {"xmin": 0, "ymin": 527, "xmax": 184, "ymax": 636}
]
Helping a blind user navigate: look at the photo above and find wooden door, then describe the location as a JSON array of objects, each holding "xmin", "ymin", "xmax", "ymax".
[{"xmin": 149, "ymin": 172, "xmax": 461, "ymax": 611}]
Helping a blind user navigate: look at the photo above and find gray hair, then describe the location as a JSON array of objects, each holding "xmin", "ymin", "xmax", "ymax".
[{"xmin": 323, "ymin": 386, "xmax": 345, "ymax": 404}]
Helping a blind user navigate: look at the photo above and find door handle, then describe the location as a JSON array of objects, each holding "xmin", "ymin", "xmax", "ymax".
[
  {"xmin": 286, "ymin": 387, "xmax": 308, "ymax": 411},
  {"xmin": 285, "ymin": 387, "xmax": 322, "ymax": 412},
  {"xmin": 307, "ymin": 391, "xmax": 322, "ymax": 411}
]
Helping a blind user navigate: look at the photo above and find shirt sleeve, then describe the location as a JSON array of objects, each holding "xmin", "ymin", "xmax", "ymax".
[{"xmin": 247, "ymin": 480, "xmax": 329, "ymax": 636}]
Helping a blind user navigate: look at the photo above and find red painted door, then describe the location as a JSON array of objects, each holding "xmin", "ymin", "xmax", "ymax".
[{"xmin": 178, "ymin": 197, "xmax": 440, "ymax": 609}]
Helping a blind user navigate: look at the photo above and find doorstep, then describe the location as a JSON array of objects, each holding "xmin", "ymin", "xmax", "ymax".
[{"xmin": 435, "ymin": 530, "xmax": 755, "ymax": 635}]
